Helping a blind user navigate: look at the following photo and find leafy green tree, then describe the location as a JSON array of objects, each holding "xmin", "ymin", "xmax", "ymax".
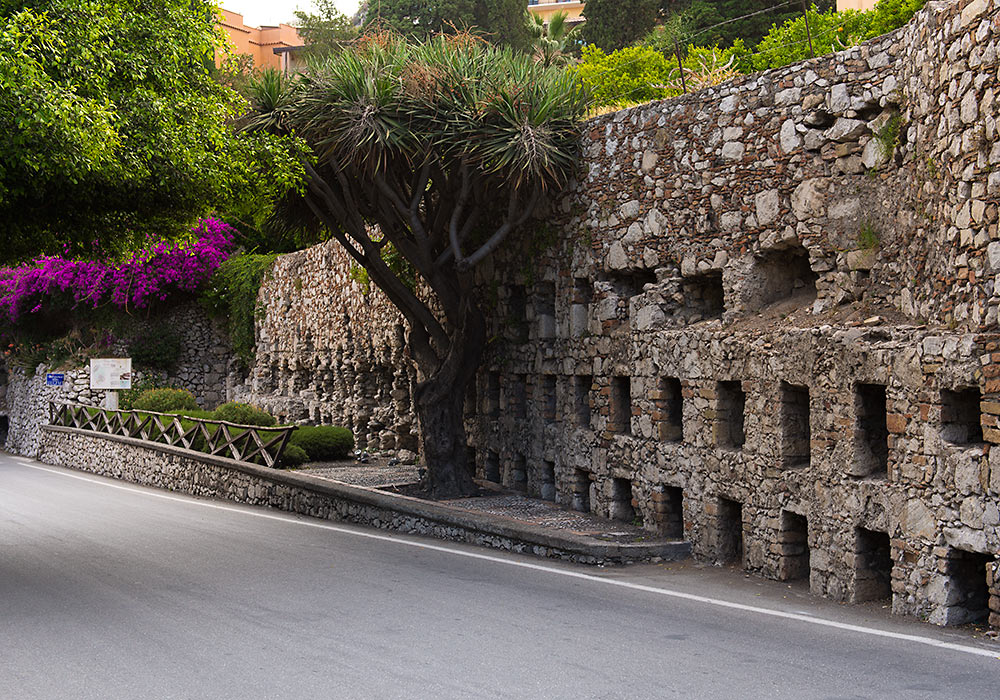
[
  {"xmin": 294, "ymin": 0, "xmax": 359, "ymax": 59},
  {"xmin": 658, "ymin": 0, "xmax": 835, "ymax": 49},
  {"xmin": 527, "ymin": 10, "xmax": 580, "ymax": 67},
  {"xmin": 0, "ymin": 0, "xmax": 301, "ymax": 264},
  {"xmin": 580, "ymin": 0, "xmax": 660, "ymax": 52},
  {"xmin": 363, "ymin": 0, "xmax": 531, "ymax": 50},
  {"xmin": 248, "ymin": 35, "xmax": 586, "ymax": 496}
]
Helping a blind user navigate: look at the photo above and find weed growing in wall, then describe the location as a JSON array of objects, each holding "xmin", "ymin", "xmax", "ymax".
[{"xmin": 858, "ymin": 222, "xmax": 881, "ymax": 250}]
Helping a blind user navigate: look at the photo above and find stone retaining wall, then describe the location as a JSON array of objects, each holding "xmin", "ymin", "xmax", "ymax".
[{"xmin": 233, "ymin": 242, "xmax": 418, "ymax": 456}]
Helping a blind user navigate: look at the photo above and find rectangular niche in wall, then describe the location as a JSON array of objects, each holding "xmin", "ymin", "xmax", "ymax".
[
  {"xmin": 654, "ymin": 485, "xmax": 684, "ymax": 538},
  {"xmin": 944, "ymin": 549, "xmax": 996, "ymax": 625},
  {"xmin": 486, "ymin": 372, "xmax": 500, "ymax": 418},
  {"xmin": 483, "ymin": 450, "xmax": 501, "ymax": 483},
  {"xmin": 853, "ymin": 527, "xmax": 892, "ymax": 602},
  {"xmin": 539, "ymin": 374, "xmax": 557, "ymax": 423},
  {"xmin": 609, "ymin": 376, "xmax": 632, "ymax": 435},
  {"xmin": 570, "ymin": 278, "xmax": 593, "ymax": 337},
  {"xmin": 538, "ymin": 460, "xmax": 556, "ymax": 501},
  {"xmin": 571, "ymin": 468, "xmax": 592, "ymax": 513},
  {"xmin": 716, "ymin": 497, "xmax": 744, "ymax": 566},
  {"xmin": 852, "ymin": 383, "xmax": 888, "ymax": 478},
  {"xmin": 780, "ymin": 382, "xmax": 811, "ymax": 468},
  {"xmin": 508, "ymin": 285, "xmax": 528, "ymax": 343},
  {"xmin": 609, "ymin": 477, "xmax": 637, "ymax": 523},
  {"xmin": 606, "ymin": 269, "xmax": 657, "ymax": 323},
  {"xmin": 715, "ymin": 380, "xmax": 745, "ymax": 450},
  {"xmin": 656, "ymin": 377, "xmax": 684, "ymax": 442},
  {"xmin": 747, "ymin": 244, "xmax": 818, "ymax": 311},
  {"xmin": 574, "ymin": 375, "xmax": 593, "ymax": 428},
  {"xmin": 777, "ymin": 511, "xmax": 810, "ymax": 582},
  {"xmin": 941, "ymin": 387, "xmax": 984, "ymax": 445},
  {"xmin": 682, "ymin": 272, "xmax": 724, "ymax": 319},
  {"xmin": 534, "ymin": 281, "xmax": 556, "ymax": 340},
  {"xmin": 509, "ymin": 453, "xmax": 527, "ymax": 491}
]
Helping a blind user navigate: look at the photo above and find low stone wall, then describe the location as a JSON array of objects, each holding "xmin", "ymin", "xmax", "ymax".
[{"xmin": 36, "ymin": 426, "xmax": 686, "ymax": 564}]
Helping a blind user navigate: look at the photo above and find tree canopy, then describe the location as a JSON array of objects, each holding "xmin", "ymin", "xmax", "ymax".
[
  {"xmin": 580, "ymin": 0, "xmax": 661, "ymax": 52},
  {"xmin": 0, "ymin": 0, "xmax": 300, "ymax": 264},
  {"xmin": 294, "ymin": 0, "xmax": 359, "ymax": 59},
  {"xmin": 362, "ymin": 0, "xmax": 531, "ymax": 50},
  {"xmin": 249, "ymin": 33, "xmax": 586, "ymax": 495}
]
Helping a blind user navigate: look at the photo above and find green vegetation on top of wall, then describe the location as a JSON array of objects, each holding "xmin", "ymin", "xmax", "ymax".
[{"xmin": 580, "ymin": 0, "xmax": 927, "ymax": 108}]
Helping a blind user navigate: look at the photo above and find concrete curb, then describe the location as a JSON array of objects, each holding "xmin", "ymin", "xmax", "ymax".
[{"xmin": 40, "ymin": 426, "xmax": 690, "ymax": 563}]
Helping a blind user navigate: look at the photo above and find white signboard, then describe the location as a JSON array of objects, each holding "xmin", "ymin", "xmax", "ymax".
[{"xmin": 90, "ymin": 358, "xmax": 132, "ymax": 390}]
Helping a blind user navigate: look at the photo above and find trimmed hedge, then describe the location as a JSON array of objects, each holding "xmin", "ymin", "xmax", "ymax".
[
  {"xmin": 277, "ymin": 443, "xmax": 309, "ymax": 468},
  {"xmin": 290, "ymin": 425, "xmax": 354, "ymax": 461},
  {"xmin": 132, "ymin": 388, "xmax": 198, "ymax": 413},
  {"xmin": 213, "ymin": 401, "xmax": 276, "ymax": 427}
]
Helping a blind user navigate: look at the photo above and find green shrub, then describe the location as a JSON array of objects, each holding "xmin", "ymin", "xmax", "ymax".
[
  {"xmin": 576, "ymin": 45, "xmax": 675, "ymax": 107},
  {"xmin": 213, "ymin": 401, "xmax": 276, "ymax": 427},
  {"xmin": 576, "ymin": 43, "xmax": 744, "ymax": 107},
  {"xmin": 128, "ymin": 327, "xmax": 183, "ymax": 370},
  {"xmin": 119, "ymin": 375, "xmax": 165, "ymax": 410},
  {"xmin": 277, "ymin": 443, "xmax": 309, "ymax": 468},
  {"xmin": 746, "ymin": 0, "xmax": 926, "ymax": 73},
  {"xmin": 132, "ymin": 388, "xmax": 198, "ymax": 413},
  {"xmin": 290, "ymin": 425, "xmax": 354, "ymax": 461},
  {"xmin": 164, "ymin": 409, "xmax": 217, "ymax": 420}
]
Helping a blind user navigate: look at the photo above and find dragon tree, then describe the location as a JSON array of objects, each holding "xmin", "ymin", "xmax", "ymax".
[{"xmin": 247, "ymin": 34, "xmax": 586, "ymax": 496}]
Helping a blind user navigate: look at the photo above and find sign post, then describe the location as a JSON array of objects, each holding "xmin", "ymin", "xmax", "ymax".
[{"xmin": 90, "ymin": 358, "xmax": 132, "ymax": 410}]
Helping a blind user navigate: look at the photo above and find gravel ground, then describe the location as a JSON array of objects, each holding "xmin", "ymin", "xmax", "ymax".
[
  {"xmin": 297, "ymin": 458, "xmax": 420, "ymax": 488},
  {"xmin": 444, "ymin": 493, "xmax": 660, "ymax": 542}
]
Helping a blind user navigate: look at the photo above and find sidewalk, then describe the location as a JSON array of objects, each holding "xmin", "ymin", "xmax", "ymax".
[{"xmin": 298, "ymin": 459, "xmax": 687, "ymax": 560}]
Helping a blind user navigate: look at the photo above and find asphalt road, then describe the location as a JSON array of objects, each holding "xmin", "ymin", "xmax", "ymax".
[{"xmin": 2, "ymin": 453, "xmax": 998, "ymax": 699}]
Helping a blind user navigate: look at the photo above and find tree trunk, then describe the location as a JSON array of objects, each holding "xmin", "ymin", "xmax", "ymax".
[
  {"xmin": 411, "ymin": 300, "xmax": 486, "ymax": 498},
  {"xmin": 413, "ymin": 376, "xmax": 477, "ymax": 497}
]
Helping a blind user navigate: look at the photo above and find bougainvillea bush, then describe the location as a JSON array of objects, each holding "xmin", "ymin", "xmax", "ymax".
[
  {"xmin": 0, "ymin": 219, "xmax": 236, "ymax": 367},
  {"xmin": 0, "ymin": 219, "xmax": 235, "ymax": 325}
]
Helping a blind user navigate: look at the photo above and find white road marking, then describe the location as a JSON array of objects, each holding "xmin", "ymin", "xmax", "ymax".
[{"xmin": 10, "ymin": 458, "xmax": 1000, "ymax": 661}]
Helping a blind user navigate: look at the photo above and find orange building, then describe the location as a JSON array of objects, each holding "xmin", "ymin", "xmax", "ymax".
[
  {"xmin": 837, "ymin": 0, "xmax": 879, "ymax": 10},
  {"xmin": 217, "ymin": 8, "xmax": 305, "ymax": 73},
  {"xmin": 527, "ymin": 0, "xmax": 586, "ymax": 27}
]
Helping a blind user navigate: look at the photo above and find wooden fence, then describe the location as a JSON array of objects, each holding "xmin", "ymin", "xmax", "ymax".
[{"xmin": 49, "ymin": 402, "xmax": 294, "ymax": 468}]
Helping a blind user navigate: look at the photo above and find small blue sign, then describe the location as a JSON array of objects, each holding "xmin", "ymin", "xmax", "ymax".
[{"xmin": 45, "ymin": 373, "xmax": 64, "ymax": 387}]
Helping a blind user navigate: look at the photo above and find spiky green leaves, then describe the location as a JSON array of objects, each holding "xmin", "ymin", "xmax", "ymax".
[{"xmin": 258, "ymin": 34, "xmax": 587, "ymax": 195}]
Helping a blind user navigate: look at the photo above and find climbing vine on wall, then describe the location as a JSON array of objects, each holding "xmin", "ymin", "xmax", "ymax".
[{"xmin": 200, "ymin": 253, "xmax": 278, "ymax": 366}]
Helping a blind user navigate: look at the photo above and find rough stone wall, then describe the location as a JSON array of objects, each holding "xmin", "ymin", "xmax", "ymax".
[
  {"xmin": 2, "ymin": 303, "xmax": 232, "ymax": 457},
  {"xmin": 234, "ymin": 241, "xmax": 419, "ymax": 455},
  {"xmin": 469, "ymin": 0, "xmax": 1000, "ymax": 629},
  {"xmin": 150, "ymin": 304, "xmax": 234, "ymax": 408},
  {"xmin": 212, "ymin": 0, "xmax": 1000, "ymax": 629}
]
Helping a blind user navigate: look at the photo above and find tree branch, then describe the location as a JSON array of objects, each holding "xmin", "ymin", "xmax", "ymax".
[
  {"xmin": 448, "ymin": 163, "xmax": 471, "ymax": 266},
  {"xmin": 461, "ymin": 187, "xmax": 540, "ymax": 269}
]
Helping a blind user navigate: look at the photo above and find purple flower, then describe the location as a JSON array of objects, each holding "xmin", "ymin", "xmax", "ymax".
[{"xmin": 0, "ymin": 219, "xmax": 237, "ymax": 324}]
